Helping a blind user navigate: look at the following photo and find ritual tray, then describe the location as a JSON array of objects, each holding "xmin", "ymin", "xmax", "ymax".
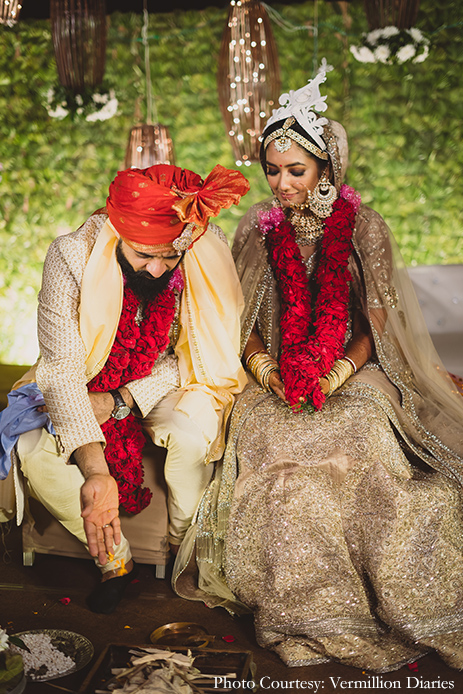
[{"xmin": 78, "ymin": 643, "xmax": 255, "ymax": 692}]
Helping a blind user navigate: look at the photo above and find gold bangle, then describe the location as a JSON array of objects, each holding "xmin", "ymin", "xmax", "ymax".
[
  {"xmin": 247, "ymin": 351, "xmax": 279, "ymax": 392},
  {"xmin": 245, "ymin": 349, "xmax": 266, "ymax": 368},
  {"xmin": 344, "ymin": 356, "xmax": 357, "ymax": 373},
  {"xmin": 247, "ymin": 352, "xmax": 276, "ymax": 373},
  {"xmin": 325, "ymin": 358, "xmax": 354, "ymax": 397}
]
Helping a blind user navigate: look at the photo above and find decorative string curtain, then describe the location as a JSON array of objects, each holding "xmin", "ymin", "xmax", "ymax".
[
  {"xmin": 364, "ymin": 0, "xmax": 421, "ymax": 29},
  {"xmin": 124, "ymin": 2, "xmax": 175, "ymax": 169},
  {"xmin": 0, "ymin": 0, "xmax": 22, "ymax": 26},
  {"xmin": 217, "ymin": 0, "xmax": 280, "ymax": 166},
  {"xmin": 50, "ymin": 0, "xmax": 107, "ymax": 91}
]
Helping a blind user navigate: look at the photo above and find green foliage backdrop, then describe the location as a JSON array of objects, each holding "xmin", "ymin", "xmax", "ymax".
[{"xmin": 0, "ymin": 0, "xmax": 462, "ymax": 364}]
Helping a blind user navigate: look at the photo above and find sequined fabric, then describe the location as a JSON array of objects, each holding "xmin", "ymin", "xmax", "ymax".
[{"xmin": 223, "ymin": 383, "xmax": 463, "ymax": 670}]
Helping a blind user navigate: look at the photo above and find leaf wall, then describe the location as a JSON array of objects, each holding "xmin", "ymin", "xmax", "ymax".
[{"xmin": 0, "ymin": 0, "xmax": 461, "ymax": 364}]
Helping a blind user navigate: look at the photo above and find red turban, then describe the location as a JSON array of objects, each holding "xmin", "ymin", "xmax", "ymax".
[{"xmin": 106, "ymin": 163, "xmax": 250, "ymax": 251}]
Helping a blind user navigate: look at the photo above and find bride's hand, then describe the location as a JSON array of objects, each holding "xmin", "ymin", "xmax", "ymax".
[{"xmin": 269, "ymin": 370, "xmax": 287, "ymax": 403}]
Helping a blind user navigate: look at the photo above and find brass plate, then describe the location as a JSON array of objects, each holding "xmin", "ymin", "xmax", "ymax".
[{"xmin": 150, "ymin": 621, "xmax": 213, "ymax": 648}]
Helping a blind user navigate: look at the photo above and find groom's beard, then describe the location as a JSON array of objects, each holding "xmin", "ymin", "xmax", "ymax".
[{"xmin": 116, "ymin": 241, "xmax": 181, "ymax": 302}]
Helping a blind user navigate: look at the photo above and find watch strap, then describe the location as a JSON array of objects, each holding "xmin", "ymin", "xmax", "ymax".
[{"xmin": 110, "ymin": 389, "xmax": 126, "ymax": 409}]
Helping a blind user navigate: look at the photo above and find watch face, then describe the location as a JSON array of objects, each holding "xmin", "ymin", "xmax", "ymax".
[{"xmin": 113, "ymin": 405, "xmax": 131, "ymax": 420}]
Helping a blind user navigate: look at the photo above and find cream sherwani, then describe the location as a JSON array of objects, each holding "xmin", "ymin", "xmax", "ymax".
[{"xmin": 11, "ymin": 212, "xmax": 246, "ymax": 571}]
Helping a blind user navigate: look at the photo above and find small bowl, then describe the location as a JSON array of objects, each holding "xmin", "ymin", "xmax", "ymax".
[{"xmin": 149, "ymin": 622, "xmax": 214, "ymax": 649}]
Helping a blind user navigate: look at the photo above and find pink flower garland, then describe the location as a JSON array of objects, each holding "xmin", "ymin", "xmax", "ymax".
[
  {"xmin": 88, "ymin": 268, "xmax": 183, "ymax": 513},
  {"xmin": 259, "ymin": 190, "xmax": 358, "ymax": 411}
]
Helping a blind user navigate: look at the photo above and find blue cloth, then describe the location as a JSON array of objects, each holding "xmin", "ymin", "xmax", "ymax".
[{"xmin": 0, "ymin": 383, "xmax": 55, "ymax": 480}]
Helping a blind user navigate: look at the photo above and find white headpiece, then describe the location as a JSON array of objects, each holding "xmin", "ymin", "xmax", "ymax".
[{"xmin": 263, "ymin": 62, "xmax": 332, "ymax": 158}]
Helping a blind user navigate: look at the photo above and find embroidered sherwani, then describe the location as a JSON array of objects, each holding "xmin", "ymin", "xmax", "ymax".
[
  {"xmin": 35, "ymin": 213, "xmax": 181, "ymax": 458},
  {"xmin": 6, "ymin": 212, "xmax": 246, "ymax": 563}
]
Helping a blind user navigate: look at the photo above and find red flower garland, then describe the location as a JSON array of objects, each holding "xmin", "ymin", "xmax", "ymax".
[
  {"xmin": 88, "ymin": 281, "xmax": 178, "ymax": 514},
  {"xmin": 263, "ymin": 196, "xmax": 356, "ymax": 411}
]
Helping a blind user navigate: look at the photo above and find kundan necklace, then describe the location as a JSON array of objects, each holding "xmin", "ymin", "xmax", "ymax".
[
  {"xmin": 258, "ymin": 185, "xmax": 361, "ymax": 412},
  {"xmin": 286, "ymin": 202, "xmax": 325, "ymax": 246}
]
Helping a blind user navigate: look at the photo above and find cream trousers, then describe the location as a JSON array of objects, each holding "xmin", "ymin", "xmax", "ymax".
[{"xmin": 17, "ymin": 388, "xmax": 217, "ymax": 574}]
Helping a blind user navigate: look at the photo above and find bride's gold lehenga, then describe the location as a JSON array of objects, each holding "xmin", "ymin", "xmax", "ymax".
[{"xmin": 173, "ymin": 125, "xmax": 463, "ymax": 673}]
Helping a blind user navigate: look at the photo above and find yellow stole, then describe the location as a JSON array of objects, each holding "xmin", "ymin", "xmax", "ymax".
[{"xmin": 14, "ymin": 219, "xmax": 246, "ymax": 460}]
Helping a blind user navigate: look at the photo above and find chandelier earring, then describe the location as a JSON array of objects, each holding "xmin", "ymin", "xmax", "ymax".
[{"xmin": 308, "ymin": 169, "xmax": 337, "ymax": 219}]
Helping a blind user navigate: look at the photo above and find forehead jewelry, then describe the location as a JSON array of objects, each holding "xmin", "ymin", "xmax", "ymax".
[
  {"xmin": 263, "ymin": 65, "xmax": 332, "ymax": 161},
  {"xmin": 264, "ymin": 117, "xmax": 329, "ymax": 160},
  {"xmin": 273, "ymin": 117, "xmax": 295, "ymax": 153}
]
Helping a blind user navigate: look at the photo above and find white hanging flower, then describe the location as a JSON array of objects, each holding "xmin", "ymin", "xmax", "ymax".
[
  {"xmin": 351, "ymin": 25, "xmax": 429, "ymax": 65},
  {"xmin": 92, "ymin": 92, "xmax": 110, "ymax": 104},
  {"xmin": 48, "ymin": 104, "xmax": 69, "ymax": 119},
  {"xmin": 408, "ymin": 27, "xmax": 424, "ymax": 42},
  {"xmin": 413, "ymin": 44, "xmax": 429, "ymax": 63},
  {"xmin": 380, "ymin": 26, "xmax": 400, "ymax": 38},
  {"xmin": 86, "ymin": 96, "xmax": 119, "ymax": 122},
  {"xmin": 45, "ymin": 86, "xmax": 118, "ymax": 121},
  {"xmin": 374, "ymin": 45, "xmax": 391, "ymax": 64},
  {"xmin": 350, "ymin": 45, "xmax": 376, "ymax": 63},
  {"xmin": 396, "ymin": 44, "xmax": 416, "ymax": 64},
  {"xmin": 365, "ymin": 28, "xmax": 384, "ymax": 45}
]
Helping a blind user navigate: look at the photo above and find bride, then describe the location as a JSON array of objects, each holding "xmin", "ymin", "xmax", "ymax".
[{"xmin": 173, "ymin": 66, "xmax": 463, "ymax": 673}]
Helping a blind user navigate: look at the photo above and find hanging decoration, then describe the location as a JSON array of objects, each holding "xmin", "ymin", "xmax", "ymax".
[
  {"xmin": 45, "ymin": 1, "xmax": 117, "ymax": 121},
  {"xmin": 125, "ymin": 123, "xmax": 175, "ymax": 169},
  {"xmin": 50, "ymin": 0, "xmax": 107, "ymax": 92},
  {"xmin": 125, "ymin": 1, "xmax": 175, "ymax": 169},
  {"xmin": 352, "ymin": 1, "xmax": 428, "ymax": 65},
  {"xmin": 0, "ymin": 0, "xmax": 22, "ymax": 26},
  {"xmin": 217, "ymin": 0, "xmax": 280, "ymax": 167},
  {"xmin": 363, "ymin": 0, "xmax": 421, "ymax": 31},
  {"xmin": 350, "ymin": 26, "xmax": 429, "ymax": 65}
]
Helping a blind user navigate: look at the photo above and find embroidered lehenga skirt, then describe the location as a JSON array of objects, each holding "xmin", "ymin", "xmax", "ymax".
[{"xmin": 221, "ymin": 380, "xmax": 463, "ymax": 671}]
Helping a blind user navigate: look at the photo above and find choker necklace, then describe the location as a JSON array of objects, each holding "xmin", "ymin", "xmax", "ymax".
[
  {"xmin": 289, "ymin": 209, "xmax": 325, "ymax": 246},
  {"xmin": 272, "ymin": 196, "xmax": 324, "ymax": 246}
]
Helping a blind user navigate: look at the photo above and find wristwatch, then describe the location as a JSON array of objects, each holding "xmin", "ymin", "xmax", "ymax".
[{"xmin": 110, "ymin": 389, "xmax": 131, "ymax": 420}]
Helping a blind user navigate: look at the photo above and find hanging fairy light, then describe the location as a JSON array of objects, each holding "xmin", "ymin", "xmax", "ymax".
[
  {"xmin": 125, "ymin": 1, "xmax": 175, "ymax": 169},
  {"xmin": 217, "ymin": 0, "xmax": 280, "ymax": 166},
  {"xmin": 50, "ymin": 0, "xmax": 107, "ymax": 91},
  {"xmin": 0, "ymin": 0, "xmax": 22, "ymax": 26}
]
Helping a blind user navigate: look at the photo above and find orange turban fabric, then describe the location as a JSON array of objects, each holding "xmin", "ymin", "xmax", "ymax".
[{"xmin": 106, "ymin": 163, "xmax": 250, "ymax": 251}]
